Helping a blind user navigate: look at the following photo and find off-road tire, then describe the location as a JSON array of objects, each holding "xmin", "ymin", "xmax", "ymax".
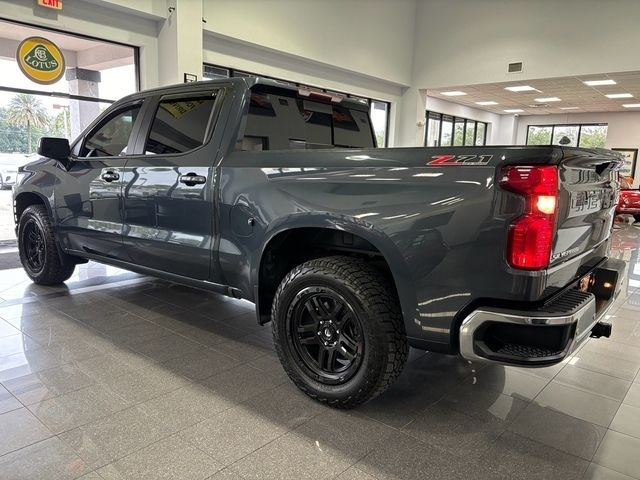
[
  {"xmin": 18, "ymin": 204, "xmax": 75, "ymax": 285},
  {"xmin": 272, "ymin": 255, "xmax": 408, "ymax": 408}
]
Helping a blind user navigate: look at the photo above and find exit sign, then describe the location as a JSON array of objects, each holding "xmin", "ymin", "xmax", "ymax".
[{"xmin": 37, "ymin": 0, "xmax": 62, "ymax": 10}]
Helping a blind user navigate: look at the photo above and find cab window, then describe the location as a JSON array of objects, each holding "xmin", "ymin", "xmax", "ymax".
[
  {"xmin": 80, "ymin": 105, "xmax": 141, "ymax": 157},
  {"xmin": 144, "ymin": 93, "xmax": 218, "ymax": 155}
]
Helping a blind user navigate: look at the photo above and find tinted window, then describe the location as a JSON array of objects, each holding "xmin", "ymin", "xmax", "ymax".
[
  {"xmin": 241, "ymin": 92, "xmax": 374, "ymax": 151},
  {"xmin": 82, "ymin": 105, "xmax": 140, "ymax": 157},
  {"xmin": 145, "ymin": 93, "xmax": 217, "ymax": 155}
]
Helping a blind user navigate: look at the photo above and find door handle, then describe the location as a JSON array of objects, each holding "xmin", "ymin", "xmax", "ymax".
[
  {"xmin": 101, "ymin": 171, "xmax": 119, "ymax": 182},
  {"xmin": 179, "ymin": 173, "xmax": 207, "ymax": 186}
]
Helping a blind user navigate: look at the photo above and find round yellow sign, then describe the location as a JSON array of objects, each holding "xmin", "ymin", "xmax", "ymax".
[{"xmin": 16, "ymin": 36, "xmax": 65, "ymax": 85}]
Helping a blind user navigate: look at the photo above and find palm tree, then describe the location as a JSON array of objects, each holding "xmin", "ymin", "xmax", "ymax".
[{"xmin": 6, "ymin": 94, "xmax": 49, "ymax": 153}]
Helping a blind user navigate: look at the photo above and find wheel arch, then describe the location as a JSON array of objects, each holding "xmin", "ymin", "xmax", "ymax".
[
  {"xmin": 252, "ymin": 213, "xmax": 416, "ymax": 327},
  {"xmin": 14, "ymin": 191, "xmax": 53, "ymax": 224}
]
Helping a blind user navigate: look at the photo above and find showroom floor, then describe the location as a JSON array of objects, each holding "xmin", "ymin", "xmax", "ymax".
[{"xmin": 0, "ymin": 226, "xmax": 638, "ymax": 480}]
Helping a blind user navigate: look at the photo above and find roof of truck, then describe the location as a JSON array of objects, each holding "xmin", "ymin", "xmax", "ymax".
[{"xmin": 113, "ymin": 76, "xmax": 370, "ymax": 111}]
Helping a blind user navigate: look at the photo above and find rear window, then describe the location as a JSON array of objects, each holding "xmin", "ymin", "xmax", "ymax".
[
  {"xmin": 240, "ymin": 92, "xmax": 374, "ymax": 151},
  {"xmin": 145, "ymin": 93, "xmax": 218, "ymax": 155}
]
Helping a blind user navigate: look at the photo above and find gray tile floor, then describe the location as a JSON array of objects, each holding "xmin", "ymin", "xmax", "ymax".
[{"xmin": 0, "ymin": 224, "xmax": 639, "ymax": 479}]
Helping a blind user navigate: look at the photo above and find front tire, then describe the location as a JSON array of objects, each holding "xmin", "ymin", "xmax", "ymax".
[
  {"xmin": 18, "ymin": 204, "xmax": 75, "ymax": 285},
  {"xmin": 272, "ymin": 256, "xmax": 408, "ymax": 408},
  {"xmin": 634, "ymin": 214, "xmax": 640, "ymax": 223}
]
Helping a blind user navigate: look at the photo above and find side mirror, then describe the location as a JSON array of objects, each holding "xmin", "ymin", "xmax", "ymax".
[{"xmin": 38, "ymin": 137, "xmax": 70, "ymax": 161}]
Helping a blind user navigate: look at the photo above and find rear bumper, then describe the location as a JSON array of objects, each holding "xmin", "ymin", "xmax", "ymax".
[{"xmin": 459, "ymin": 258, "xmax": 626, "ymax": 367}]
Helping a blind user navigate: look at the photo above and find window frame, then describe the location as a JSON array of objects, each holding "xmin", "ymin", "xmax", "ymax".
[
  {"xmin": 525, "ymin": 123, "xmax": 608, "ymax": 147},
  {"xmin": 203, "ymin": 62, "xmax": 391, "ymax": 147},
  {"xmin": 74, "ymin": 100, "xmax": 144, "ymax": 159},
  {"xmin": 134, "ymin": 87, "xmax": 226, "ymax": 158},
  {"xmin": 424, "ymin": 111, "xmax": 487, "ymax": 147}
]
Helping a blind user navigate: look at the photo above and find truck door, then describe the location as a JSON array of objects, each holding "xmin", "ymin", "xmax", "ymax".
[
  {"xmin": 121, "ymin": 89, "xmax": 224, "ymax": 280},
  {"xmin": 56, "ymin": 100, "xmax": 144, "ymax": 260}
]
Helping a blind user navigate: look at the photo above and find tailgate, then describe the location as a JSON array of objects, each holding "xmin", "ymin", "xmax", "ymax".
[{"xmin": 551, "ymin": 148, "xmax": 622, "ymax": 267}]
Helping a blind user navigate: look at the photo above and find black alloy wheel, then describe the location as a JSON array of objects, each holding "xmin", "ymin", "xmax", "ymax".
[
  {"xmin": 287, "ymin": 287, "xmax": 364, "ymax": 385},
  {"xmin": 21, "ymin": 218, "xmax": 46, "ymax": 273},
  {"xmin": 272, "ymin": 255, "xmax": 408, "ymax": 408}
]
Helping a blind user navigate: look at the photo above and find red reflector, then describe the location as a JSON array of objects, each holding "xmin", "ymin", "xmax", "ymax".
[{"xmin": 500, "ymin": 165, "xmax": 559, "ymax": 270}]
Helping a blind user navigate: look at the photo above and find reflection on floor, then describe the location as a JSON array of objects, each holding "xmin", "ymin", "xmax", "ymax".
[{"xmin": 0, "ymin": 225, "xmax": 639, "ymax": 479}]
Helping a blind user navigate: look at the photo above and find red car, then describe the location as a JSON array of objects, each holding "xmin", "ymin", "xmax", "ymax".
[{"xmin": 616, "ymin": 177, "xmax": 640, "ymax": 222}]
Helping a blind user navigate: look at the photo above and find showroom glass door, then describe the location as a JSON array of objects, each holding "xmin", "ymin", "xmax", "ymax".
[{"xmin": 0, "ymin": 19, "xmax": 138, "ymax": 243}]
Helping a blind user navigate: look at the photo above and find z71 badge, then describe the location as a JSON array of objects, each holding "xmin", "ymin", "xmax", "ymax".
[{"xmin": 427, "ymin": 154, "xmax": 493, "ymax": 166}]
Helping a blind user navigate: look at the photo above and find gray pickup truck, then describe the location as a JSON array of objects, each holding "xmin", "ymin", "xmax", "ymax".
[{"xmin": 14, "ymin": 77, "xmax": 626, "ymax": 407}]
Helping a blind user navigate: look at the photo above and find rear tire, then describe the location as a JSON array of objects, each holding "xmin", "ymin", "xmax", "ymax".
[
  {"xmin": 18, "ymin": 204, "xmax": 75, "ymax": 285},
  {"xmin": 272, "ymin": 255, "xmax": 408, "ymax": 408}
]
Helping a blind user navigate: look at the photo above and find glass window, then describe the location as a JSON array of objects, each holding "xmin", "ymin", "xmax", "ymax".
[
  {"xmin": 453, "ymin": 118, "xmax": 465, "ymax": 146},
  {"xmin": 475, "ymin": 122, "xmax": 486, "ymax": 145},
  {"xmin": 465, "ymin": 120, "xmax": 476, "ymax": 146},
  {"xmin": 425, "ymin": 112, "xmax": 441, "ymax": 146},
  {"xmin": 579, "ymin": 125, "xmax": 608, "ymax": 148},
  {"xmin": 370, "ymin": 101, "xmax": 389, "ymax": 147},
  {"xmin": 145, "ymin": 93, "xmax": 218, "ymax": 155},
  {"xmin": 241, "ymin": 91, "xmax": 374, "ymax": 151},
  {"xmin": 204, "ymin": 63, "xmax": 390, "ymax": 149},
  {"xmin": 440, "ymin": 115, "xmax": 453, "ymax": 146},
  {"xmin": 81, "ymin": 105, "xmax": 140, "ymax": 157},
  {"xmin": 203, "ymin": 65, "xmax": 229, "ymax": 80},
  {"xmin": 552, "ymin": 125, "xmax": 579, "ymax": 147},
  {"xmin": 527, "ymin": 126, "xmax": 553, "ymax": 145}
]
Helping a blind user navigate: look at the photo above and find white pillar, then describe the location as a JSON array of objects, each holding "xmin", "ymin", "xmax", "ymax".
[
  {"xmin": 395, "ymin": 87, "xmax": 427, "ymax": 147},
  {"xmin": 157, "ymin": 0, "xmax": 203, "ymax": 86}
]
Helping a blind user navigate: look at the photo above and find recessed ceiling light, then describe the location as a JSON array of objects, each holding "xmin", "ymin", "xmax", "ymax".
[
  {"xmin": 440, "ymin": 91, "xmax": 467, "ymax": 96},
  {"xmin": 505, "ymin": 85, "xmax": 538, "ymax": 92},
  {"xmin": 583, "ymin": 79, "xmax": 617, "ymax": 86},
  {"xmin": 560, "ymin": 107, "xmax": 580, "ymax": 110},
  {"xmin": 504, "ymin": 109, "xmax": 524, "ymax": 113},
  {"xmin": 605, "ymin": 93, "xmax": 633, "ymax": 99},
  {"xmin": 622, "ymin": 103, "xmax": 640, "ymax": 108},
  {"xmin": 476, "ymin": 101, "xmax": 499, "ymax": 105},
  {"xmin": 535, "ymin": 97, "xmax": 561, "ymax": 102}
]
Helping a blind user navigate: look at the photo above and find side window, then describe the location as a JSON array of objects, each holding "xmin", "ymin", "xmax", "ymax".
[
  {"xmin": 81, "ymin": 105, "xmax": 140, "ymax": 157},
  {"xmin": 241, "ymin": 92, "xmax": 374, "ymax": 151},
  {"xmin": 144, "ymin": 93, "xmax": 218, "ymax": 155}
]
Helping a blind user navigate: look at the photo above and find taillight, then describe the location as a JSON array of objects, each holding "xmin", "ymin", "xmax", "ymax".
[{"xmin": 500, "ymin": 165, "xmax": 559, "ymax": 270}]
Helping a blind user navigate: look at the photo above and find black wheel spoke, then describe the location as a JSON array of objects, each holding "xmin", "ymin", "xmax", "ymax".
[
  {"xmin": 21, "ymin": 220, "xmax": 46, "ymax": 273},
  {"xmin": 288, "ymin": 287, "xmax": 364, "ymax": 384}
]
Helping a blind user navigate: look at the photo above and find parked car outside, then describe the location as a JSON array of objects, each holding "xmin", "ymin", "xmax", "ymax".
[{"xmin": 0, "ymin": 153, "xmax": 32, "ymax": 189}]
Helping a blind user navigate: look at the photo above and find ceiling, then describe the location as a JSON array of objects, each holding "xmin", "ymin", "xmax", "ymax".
[{"xmin": 427, "ymin": 71, "xmax": 640, "ymax": 115}]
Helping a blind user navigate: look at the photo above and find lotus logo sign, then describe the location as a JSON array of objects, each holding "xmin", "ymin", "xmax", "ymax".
[{"xmin": 16, "ymin": 36, "xmax": 65, "ymax": 85}]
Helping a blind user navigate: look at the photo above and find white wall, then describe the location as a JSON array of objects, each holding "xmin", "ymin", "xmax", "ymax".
[
  {"xmin": 412, "ymin": 0, "xmax": 640, "ymax": 89},
  {"xmin": 515, "ymin": 112, "xmax": 640, "ymax": 182},
  {"xmin": 203, "ymin": 0, "xmax": 416, "ymax": 88}
]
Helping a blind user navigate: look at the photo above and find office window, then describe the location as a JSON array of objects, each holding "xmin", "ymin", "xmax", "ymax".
[
  {"xmin": 552, "ymin": 125, "xmax": 579, "ymax": 147},
  {"xmin": 425, "ymin": 111, "xmax": 487, "ymax": 146},
  {"xmin": 425, "ymin": 112, "xmax": 441, "ymax": 146},
  {"xmin": 203, "ymin": 63, "xmax": 391, "ymax": 146},
  {"xmin": 465, "ymin": 121, "xmax": 476, "ymax": 146},
  {"xmin": 526, "ymin": 123, "xmax": 607, "ymax": 147},
  {"xmin": 440, "ymin": 115, "xmax": 453, "ymax": 146},
  {"xmin": 527, "ymin": 126, "xmax": 553, "ymax": 145},
  {"xmin": 145, "ymin": 93, "xmax": 218, "ymax": 154},
  {"xmin": 579, "ymin": 125, "xmax": 608, "ymax": 148},
  {"xmin": 475, "ymin": 122, "xmax": 486, "ymax": 145}
]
